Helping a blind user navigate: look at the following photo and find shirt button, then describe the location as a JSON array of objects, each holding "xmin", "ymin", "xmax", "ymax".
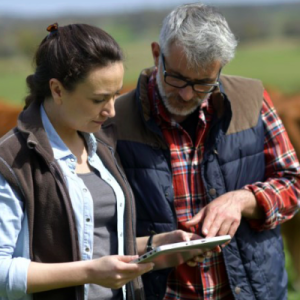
[
  {"xmin": 86, "ymin": 218, "xmax": 91, "ymax": 222},
  {"xmin": 235, "ymin": 286, "xmax": 241, "ymax": 294},
  {"xmin": 83, "ymin": 188, "xmax": 88, "ymax": 192},
  {"xmin": 85, "ymin": 247, "xmax": 90, "ymax": 252},
  {"xmin": 120, "ymin": 203, "xmax": 123, "ymax": 207},
  {"xmin": 120, "ymin": 232, "xmax": 123, "ymax": 237},
  {"xmin": 70, "ymin": 158, "xmax": 75, "ymax": 162},
  {"xmin": 165, "ymin": 192, "xmax": 169, "ymax": 197},
  {"xmin": 209, "ymin": 188, "xmax": 216, "ymax": 196}
]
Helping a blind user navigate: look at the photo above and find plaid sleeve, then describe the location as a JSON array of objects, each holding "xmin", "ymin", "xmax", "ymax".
[{"xmin": 244, "ymin": 90, "xmax": 300, "ymax": 230}]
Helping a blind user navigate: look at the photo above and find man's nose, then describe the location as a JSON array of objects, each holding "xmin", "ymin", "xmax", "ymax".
[{"xmin": 178, "ymin": 85, "xmax": 194, "ymax": 101}]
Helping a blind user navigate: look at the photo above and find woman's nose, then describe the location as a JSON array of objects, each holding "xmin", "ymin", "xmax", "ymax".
[{"xmin": 102, "ymin": 98, "xmax": 116, "ymax": 118}]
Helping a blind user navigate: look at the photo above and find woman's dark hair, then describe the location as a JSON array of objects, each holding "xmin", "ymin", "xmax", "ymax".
[{"xmin": 25, "ymin": 23, "xmax": 123, "ymax": 108}]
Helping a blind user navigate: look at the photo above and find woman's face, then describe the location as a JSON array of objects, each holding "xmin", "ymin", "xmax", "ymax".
[{"xmin": 53, "ymin": 62, "xmax": 124, "ymax": 133}]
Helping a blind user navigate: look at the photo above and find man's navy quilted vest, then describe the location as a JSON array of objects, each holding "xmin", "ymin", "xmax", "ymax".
[{"xmin": 116, "ymin": 78, "xmax": 287, "ymax": 300}]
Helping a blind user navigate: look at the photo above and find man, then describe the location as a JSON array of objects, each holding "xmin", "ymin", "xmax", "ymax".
[{"xmin": 104, "ymin": 3, "xmax": 300, "ymax": 300}]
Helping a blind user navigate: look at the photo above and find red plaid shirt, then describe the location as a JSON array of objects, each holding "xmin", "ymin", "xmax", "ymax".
[{"xmin": 148, "ymin": 71, "xmax": 300, "ymax": 300}]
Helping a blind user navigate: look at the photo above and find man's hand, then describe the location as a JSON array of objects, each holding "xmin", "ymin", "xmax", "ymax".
[{"xmin": 185, "ymin": 190, "xmax": 263, "ymax": 238}]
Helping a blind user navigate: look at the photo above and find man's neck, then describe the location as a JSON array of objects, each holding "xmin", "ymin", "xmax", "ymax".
[{"xmin": 172, "ymin": 114, "xmax": 188, "ymax": 123}]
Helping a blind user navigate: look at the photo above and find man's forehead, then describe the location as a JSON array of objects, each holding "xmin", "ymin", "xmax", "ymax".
[
  {"xmin": 165, "ymin": 55, "xmax": 220, "ymax": 81},
  {"xmin": 164, "ymin": 43, "xmax": 221, "ymax": 79}
]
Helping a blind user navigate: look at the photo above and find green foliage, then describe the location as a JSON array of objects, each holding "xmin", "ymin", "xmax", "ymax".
[{"xmin": 1, "ymin": 3, "xmax": 299, "ymax": 59}]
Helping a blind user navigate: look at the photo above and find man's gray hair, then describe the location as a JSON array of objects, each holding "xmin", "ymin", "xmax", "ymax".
[{"xmin": 159, "ymin": 3, "xmax": 238, "ymax": 69}]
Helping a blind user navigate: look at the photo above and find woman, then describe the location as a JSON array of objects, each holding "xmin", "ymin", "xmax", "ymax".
[{"xmin": 0, "ymin": 23, "xmax": 201, "ymax": 300}]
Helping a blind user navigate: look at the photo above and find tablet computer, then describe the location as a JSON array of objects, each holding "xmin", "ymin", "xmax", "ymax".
[{"xmin": 131, "ymin": 235, "xmax": 231, "ymax": 270}]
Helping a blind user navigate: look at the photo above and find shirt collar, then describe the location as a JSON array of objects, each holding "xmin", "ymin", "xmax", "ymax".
[{"xmin": 40, "ymin": 105, "xmax": 97, "ymax": 160}]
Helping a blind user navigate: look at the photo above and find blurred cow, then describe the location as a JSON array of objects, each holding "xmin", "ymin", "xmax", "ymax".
[
  {"xmin": 0, "ymin": 101, "xmax": 21, "ymax": 137},
  {"xmin": 270, "ymin": 91, "xmax": 300, "ymax": 290}
]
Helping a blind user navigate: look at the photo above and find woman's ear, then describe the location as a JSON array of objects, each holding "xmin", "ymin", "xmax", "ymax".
[
  {"xmin": 49, "ymin": 78, "xmax": 64, "ymax": 105},
  {"xmin": 151, "ymin": 42, "xmax": 161, "ymax": 67}
]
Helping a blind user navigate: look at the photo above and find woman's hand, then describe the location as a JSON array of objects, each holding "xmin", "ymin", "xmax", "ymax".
[
  {"xmin": 27, "ymin": 255, "xmax": 153, "ymax": 293},
  {"xmin": 86, "ymin": 255, "xmax": 153, "ymax": 289}
]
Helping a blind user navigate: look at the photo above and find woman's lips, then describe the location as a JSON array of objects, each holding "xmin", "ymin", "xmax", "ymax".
[{"xmin": 93, "ymin": 120, "xmax": 105, "ymax": 125}]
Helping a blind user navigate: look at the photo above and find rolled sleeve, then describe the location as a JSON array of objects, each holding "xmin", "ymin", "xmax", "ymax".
[
  {"xmin": 0, "ymin": 174, "xmax": 31, "ymax": 299},
  {"xmin": 244, "ymin": 91, "xmax": 300, "ymax": 230},
  {"xmin": 0, "ymin": 257, "xmax": 31, "ymax": 299}
]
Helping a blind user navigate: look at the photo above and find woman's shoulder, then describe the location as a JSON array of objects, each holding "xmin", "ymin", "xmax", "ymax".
[{"xmin": 0, "ymin": 127, "xmax": 23, "ymax": 153}]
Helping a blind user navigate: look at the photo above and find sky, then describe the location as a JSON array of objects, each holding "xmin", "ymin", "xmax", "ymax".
[{"xmin": 1, "ymin": 0, "xmax": 300, "ymax": 17}]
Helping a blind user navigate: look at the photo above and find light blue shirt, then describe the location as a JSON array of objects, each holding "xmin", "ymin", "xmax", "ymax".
[{"xmin": 0, "ymin": 106, "xmax": 125, "ymax": 300}]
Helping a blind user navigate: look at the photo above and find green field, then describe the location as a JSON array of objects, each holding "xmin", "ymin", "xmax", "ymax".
[
  {"xmin": 0, "ymin": 57, "xmax": 33, "ymax": 106},
  {"xmin": 1, "ymin": 38, "xmax": 300, "ymax": 106}
]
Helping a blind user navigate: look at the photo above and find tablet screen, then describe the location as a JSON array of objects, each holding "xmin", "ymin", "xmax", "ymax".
[{"xmin": 132, "ymin": 235, "xmax": 231, "ymax": 270}]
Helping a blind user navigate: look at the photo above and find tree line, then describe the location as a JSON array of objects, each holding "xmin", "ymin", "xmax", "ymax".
[{"xmin": 0, "ymin": 3, "xmax": 299, "ymax": 58}]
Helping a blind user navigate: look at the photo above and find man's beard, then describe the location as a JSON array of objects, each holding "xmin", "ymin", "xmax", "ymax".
[{"xmin": 156, "ymin": 70, "xmax": 211, "ymax": 117}]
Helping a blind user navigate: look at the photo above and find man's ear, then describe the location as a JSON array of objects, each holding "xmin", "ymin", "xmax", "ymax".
[
  {"xmin": 49, "ymin": 78, "xmax": 64, "ymax": 105},
  {"xmin": 151, "ymin": 42, "xmax": 161, "ymax": 67}
]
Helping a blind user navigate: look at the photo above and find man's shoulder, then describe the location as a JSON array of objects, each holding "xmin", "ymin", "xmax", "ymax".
[
  {"xmin": 115, "ymin": 89, "xmax": 136, "ymax": 106},
  {"xmin": 221, "ymin": 74, "xmax": 264, "ymax": 94},
  {"xmin": 112, "ymin": 89, "xmax": 138, "ymax": 123},
  {"xmin": 221, "ymin": 74, "xmax": 262, "ymax": 83},
  {"xmin": 104, "ymin": 87, "xmax": 143, "ymax": 138},
  {"xmin": 220, "ymin": 75, "xmax": 265, "ymax": 135}
]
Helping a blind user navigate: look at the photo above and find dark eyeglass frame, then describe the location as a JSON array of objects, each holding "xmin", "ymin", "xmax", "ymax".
[{"xmin": 161, "ymin": 53, "xmax": 221, "ymax": 94}]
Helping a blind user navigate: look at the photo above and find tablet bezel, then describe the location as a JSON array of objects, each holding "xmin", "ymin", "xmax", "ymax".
[{"xmin": 131, "ymin": 235, "xmax": 231, "ymax": 270}]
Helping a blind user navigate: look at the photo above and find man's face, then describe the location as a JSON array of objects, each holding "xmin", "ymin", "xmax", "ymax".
[{"xmin": 154, "ymin": 43, "xmax": 221, "ymax": 120}]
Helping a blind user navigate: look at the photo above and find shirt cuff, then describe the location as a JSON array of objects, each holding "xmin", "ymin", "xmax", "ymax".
[
  {"xmin": 243, "ymin": 186, "xmax": 274, "ymax": 231},
  {"xmin": 7, "ymin": 257, "xmax": 31, "ymax": 299}
]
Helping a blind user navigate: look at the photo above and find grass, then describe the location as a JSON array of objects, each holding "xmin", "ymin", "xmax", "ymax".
[
  {"xmin": 1, "ymin": 38, "xmax": 299, "ymax": 105},
  {"xmin": 0, "ymin": 56, "xmax": 32, "ymax": 106}
]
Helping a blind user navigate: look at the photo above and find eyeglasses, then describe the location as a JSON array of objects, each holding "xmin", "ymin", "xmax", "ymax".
[{"xmin": 161, "ymin": 54, "xmax": 220, "ymax": 94}]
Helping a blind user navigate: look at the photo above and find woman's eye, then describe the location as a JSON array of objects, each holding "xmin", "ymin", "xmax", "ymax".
[{"xmin": 92, "ymin": 99, "xmax": 104, "ymax": 104}]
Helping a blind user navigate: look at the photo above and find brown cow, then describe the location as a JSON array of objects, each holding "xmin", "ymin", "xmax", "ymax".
[
  {"xmin": 0, "ymin": 89, "xmax": 300, "ymax": 288},
  {"xmin": 0, "ymin": 101, "xmax": 21, "ymax": 136}
]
